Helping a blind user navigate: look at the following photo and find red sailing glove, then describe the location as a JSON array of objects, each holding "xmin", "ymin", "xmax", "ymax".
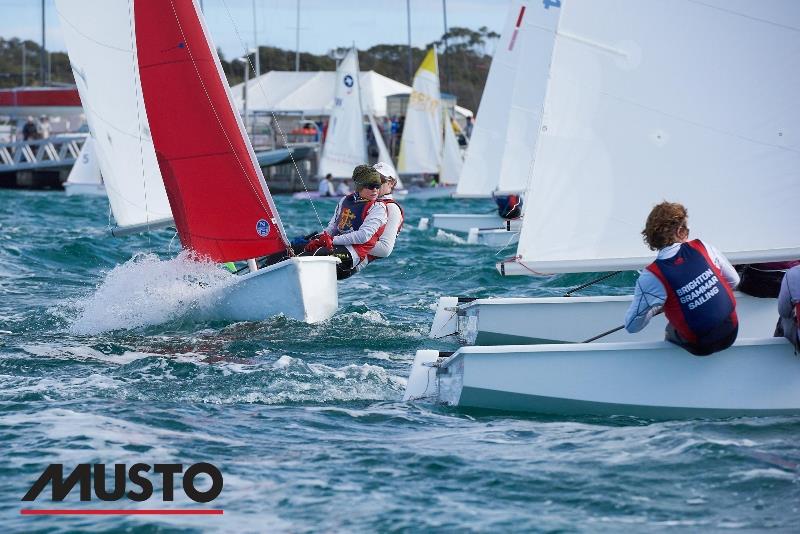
[{"xmin": 304, "ymin": 232, "xmax": 334, "ymax": 253}]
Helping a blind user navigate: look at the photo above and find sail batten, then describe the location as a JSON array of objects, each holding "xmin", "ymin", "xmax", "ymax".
[
  {"xmin": 134, "ymin": 0, "xmax": 288, "ymax": 262},
  {"xmin": 512, "ymin": 0, "xmax": 800, "ymax": 274}
]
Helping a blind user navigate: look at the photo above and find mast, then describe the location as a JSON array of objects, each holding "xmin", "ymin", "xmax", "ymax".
[
  {"xmin": 40, "ymin": 0, "xmax": 46, "ymax": 86},
  {"xmin": 353, "ymin": 44, "xmax": 368, "ymax": 164},
  {"xmin": 441, "ymin": 0, "xmax": 448, "ymax": 94},
  {"xmin": 295, "ymin": 0, "xmax": 301, "ymax": 71},
  {"xmin": 252, "ymin": 0, "xmax": 261, "ymax": 78},
  {"xmin": 406, "ymin": 0, "xmax": 413, "ymax": 84}
]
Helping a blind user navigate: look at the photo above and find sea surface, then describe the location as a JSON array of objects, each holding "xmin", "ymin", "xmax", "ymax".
[{"xmin": 1, "ymin": 189, "xmax": 798, "ymax": 532}]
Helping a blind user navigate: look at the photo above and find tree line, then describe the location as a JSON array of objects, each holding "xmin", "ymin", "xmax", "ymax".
[{"xmin": 1, "ymin": 26, "xmax": 498, "ymax": 112}]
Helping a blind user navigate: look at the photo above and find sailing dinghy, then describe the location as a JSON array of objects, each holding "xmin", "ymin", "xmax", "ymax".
[
  {"xmin": 64, "ymin": 137, "xmax": 106, "ymax": 196},
  {"xmin": 406, "ymin": 0, "xmax": 800, "ymax": 417},
  {"xmin": 397, "ymin": 49, "xmax": 463, "ymax": 199},
  {"xmin": 58, "ymin": 0, "xmax": 339, "ymax": 324},
  {"xmin": 316, "ymin": 46, "xmax": 401, "ymax": 192},
  {"xmin": 428, "ymin": 1, "xmax": 558, "ymax": 246}
]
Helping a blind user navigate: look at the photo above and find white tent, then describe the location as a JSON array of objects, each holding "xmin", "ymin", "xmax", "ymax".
[{"xmin": 231, "ymin": 70, "xmax": 472, "ymax": 119}]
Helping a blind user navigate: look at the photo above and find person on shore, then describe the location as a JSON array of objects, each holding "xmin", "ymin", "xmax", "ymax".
[
  {"xmin": 303, "ymin": 165, "xmax": 388, "ymax": 280},
  {"xmin": 22, "ymin": 116, "xmax": 38, "ymax": 141},
  {"xmin": 335, "ymin": 180, "xmax": 350, "ymax": 196},
  {"xmin": 624, "ymin": 201, "xmax": 740, "ymax": 356},
  {"xmin": 318, "ymin": 173, "xmax": 335, "ymax": 197},
  {"xmin": 776, "ymin": 265, "xmax": 800, "ymax": 351},
  {"xmin": 363, "ymin": 162, "xmax": 404, "ymax": 265},
  {"xmin": 39, "ymin": 115, "xmax": 51, "ymax": 139}
]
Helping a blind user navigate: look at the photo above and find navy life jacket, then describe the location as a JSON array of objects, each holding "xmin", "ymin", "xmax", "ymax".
[
  {"xmin": 335, "ymin": 193, "xmax": 374, "ymax": 236},
  {"xmin": 646, "ymin": 240, "xmax": 737, "ymax": 343},
  {"xmin": 335, "ymin": 193, "xmax": 386, "ymax": 260}
]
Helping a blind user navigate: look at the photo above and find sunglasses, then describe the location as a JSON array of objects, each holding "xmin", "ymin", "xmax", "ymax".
[{"xmin": 362, "ymin": 183, "xmax": 382, "ymax": 190}]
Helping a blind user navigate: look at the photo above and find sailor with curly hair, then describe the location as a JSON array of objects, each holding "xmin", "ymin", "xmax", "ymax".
[{"xmin": 624, "ymin": 201, "xmax": 740, "ymax": 356}]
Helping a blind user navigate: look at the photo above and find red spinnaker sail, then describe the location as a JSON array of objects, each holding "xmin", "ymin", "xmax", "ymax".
[{"xmin": 134, "ymin": 0, "xmax": 288, "ymax": 262}]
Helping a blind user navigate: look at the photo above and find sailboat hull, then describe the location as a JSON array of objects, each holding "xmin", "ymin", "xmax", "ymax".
[
  {"xmin": 204, "ymin": 256, "xmax": 339, "ymax": 323},
  {"xmin": 405, "ymin": 338, "xmax": 800, "ymax": 418},
  {"xmin": 466, "ymin": 227, "xmax": 520, "ymax": 248},
  {"xmin": 431, "ymin": 213, "xmax": 516, "ymax": 234},
  {"xmin": 401, "ymin": 185, "xmax": 457, "ymax": 200},
  {"xmin": 430, "ymin": 293, "xmax": 778, "ymax": 346}
]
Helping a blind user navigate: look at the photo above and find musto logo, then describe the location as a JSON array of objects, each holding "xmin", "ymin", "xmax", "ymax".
[{"xmin": 20, "ymin": 463, "xmax": 223, "ymax": 516}]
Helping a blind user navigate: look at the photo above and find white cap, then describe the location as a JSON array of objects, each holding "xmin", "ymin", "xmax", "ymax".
[{"xmin": 373, "ymin": 162, "xmax": 398, "ymax": 181}]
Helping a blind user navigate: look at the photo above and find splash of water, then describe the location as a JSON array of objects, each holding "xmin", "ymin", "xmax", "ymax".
[
  {"xmin": 69, "ymin": 252, "xmax": 235, "ymax": 334},
  {"xmin": 434, "ymin": 229, "xmax": 467, "ymax": 244}
]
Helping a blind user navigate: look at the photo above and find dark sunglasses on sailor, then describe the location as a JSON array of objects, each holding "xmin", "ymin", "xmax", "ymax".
[{"xmin": 363, "ymin": 183, "xmax": 382, "ymax": 190}]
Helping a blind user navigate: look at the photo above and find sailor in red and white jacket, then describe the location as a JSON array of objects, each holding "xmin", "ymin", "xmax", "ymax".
[
  {"xmin": 624, "ymin": 202, "xmax": 740, "ymax": 356},
  {"xmin": 305, "ymin": 165, "xmax": 387, "ymax": 279},
  {"xmin": 367, "ymin": 162, "xmax": 404, "ymax": 259}
]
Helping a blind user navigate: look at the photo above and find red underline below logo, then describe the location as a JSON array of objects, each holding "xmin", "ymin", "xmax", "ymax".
[{"xmin": 21, "ymin": 509, "xmax": 224, "ymax": 516}]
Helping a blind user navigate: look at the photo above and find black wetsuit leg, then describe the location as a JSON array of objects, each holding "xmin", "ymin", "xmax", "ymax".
[
  {"xmin": 311, "ymin": 246, "xmax": 355, "ymax": 280},
  {"xmin": 738, "ymin": 266, "xmax": 785, "ymax": 298},
  {"xmin": 665, "ymin": 316, "xmax": 738, "ymax": 356}
]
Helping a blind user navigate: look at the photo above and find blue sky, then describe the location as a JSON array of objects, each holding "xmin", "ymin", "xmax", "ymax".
[{"xmin": 1, "ymin": 0, "xmax": 510, "ymax": 60}]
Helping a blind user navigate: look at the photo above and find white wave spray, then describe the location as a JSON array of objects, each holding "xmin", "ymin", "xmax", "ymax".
[{"xmin": 70, "ymin": 252, "xmax": 235, "ymax": 334}]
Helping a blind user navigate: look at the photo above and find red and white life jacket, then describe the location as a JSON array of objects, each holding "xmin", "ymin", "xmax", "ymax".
[
  {"xmin": 377, "ymin": 197, "xmax": 404, "ymax": 234},
  {"xmin": 334, "ymin": 193, "xmax": 386, "ymax": 261},
  {"xmin": 646, "ymin": 240, "xmax": 737, "ymax": 343}
]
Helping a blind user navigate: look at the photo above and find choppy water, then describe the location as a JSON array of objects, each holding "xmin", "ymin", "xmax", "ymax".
[{"xmin": 1, "ymin": 189, "xmax": 798, "ymax": 532}]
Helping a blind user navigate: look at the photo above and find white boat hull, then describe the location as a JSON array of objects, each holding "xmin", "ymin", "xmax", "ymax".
[
  {"xmin": 64, "ymin": 182, "xmax": 107, "ymax": 197},
  {"xmin": 405, "ymin": 338, "xmax": 800, "ymax": 418},
  {"xmin": 430, "ymin": 293, "xmax": 778, "ymax": 345},
  {"xmin": 466, "ymin": 227, "xmax": 519, "ymax": 248},
  {"xmin": 431, "ymin": 213, "xmax": 505, "ymax": 234},
  {"xmin": 202, "ymin": 256, "xmax": 339, "ymax": 323},
  {"xmin": 431, "ymin": 213, "xmax": 522, "ymax": 235}
]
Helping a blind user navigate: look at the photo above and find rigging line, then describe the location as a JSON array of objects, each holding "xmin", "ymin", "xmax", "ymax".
[
  {"xmin": 167, "ymin": 0, "xmax": 276, "ymax": 225},
  {"xmin": 510, "ymin": 256, "xmax": 550, "ymax": 276},
  {"xmin": 687, "ymin": 0, "xmax": 800, "ymax": 34},
  {"xmin": 219, "ymin": 0, "xmax": 325, "ymax": 231},
  {"xmin": 494, "ymin": 229, "xmax": 519, "ymax": 256},
  {"xmin": 126, "ymin": 0, "xmax": 153, "ymax": 240},
  {"xmin": 430, "ymin": 308, "xmax": 458, "ymax": 338},
  {"xmin": 563, "ymin": 270, "xmax": 623, "ymax": 297}
]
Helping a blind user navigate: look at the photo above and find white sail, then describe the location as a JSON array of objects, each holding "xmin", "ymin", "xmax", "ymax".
[
  {"xmin": 512, "ymin": 0, "xmax": 800, "ymax": 274},
  {"xmin": 65, "ymin": 137, "xmax": 102, "ymax": 186},
  {"xmin": 494, "ymin": 1, "xmax": 560, "ymax": 194},
  {"xmin": 318, "ymin": 47, "xmax": 367, "ymax": 178},
  {"xmin": 56, "ymin": 0, "xmax": 172, "ymax": 233},
  {"xmin": 368, "ymin": 114, "xmax": 402, "ymax": 189},
  {"xmin": 456, "ymin": 1, "xmax": 559, "ymax": 197},
  {"xmin": 397, "ymin": 48, "xmax": 442, "ymax": 174},
  {"xmin": 439, "ymin": 112, "xmax": 462, "ymax": 186}
]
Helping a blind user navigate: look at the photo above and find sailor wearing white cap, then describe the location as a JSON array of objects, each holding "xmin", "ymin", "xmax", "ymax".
[{"xmin": 367, "ymin": 162, "xmax": 404, "ymax": 262}]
